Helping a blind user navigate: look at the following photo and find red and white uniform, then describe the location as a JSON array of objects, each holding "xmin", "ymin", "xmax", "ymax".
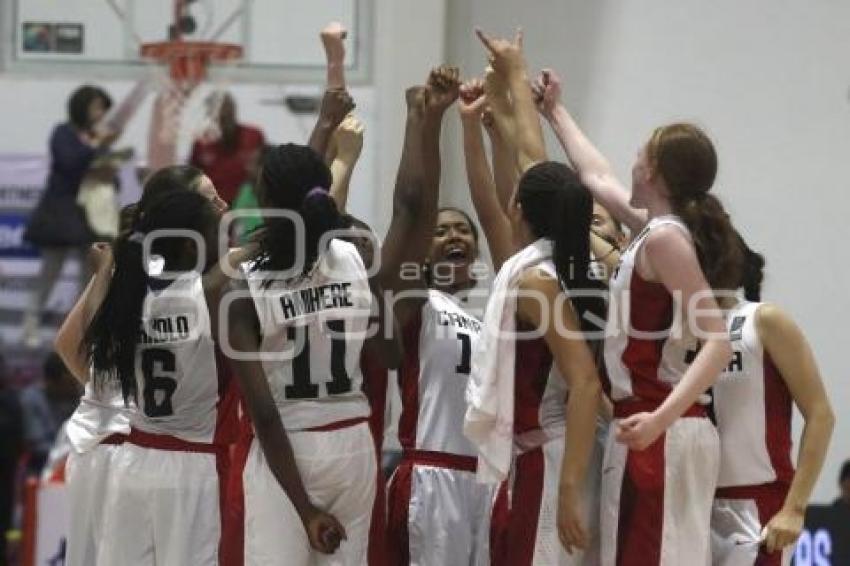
[
  {"xmin": 487, "ymin": 261, "xmax": 602, "ymax": 566},
  {"xmin": 98, "ymin": 271, "xmax": 238, "ymax": 566},
  {"xmin": 387, "ymin": 290, "xmax": 493, "ymax": 566},
  {"xmin": 236, "ymin": 239, "xmax": 377, "ymax": 566},
  {"xmin": 64, "ymin": 381, "xmax": 132, "ymax": 566},
  {"xmin": 710, "ymin": 301, "xmax": 794, "ymax": 566},
  {"xmin": 600, "ymin": 215, "xmax": 720, "ymax": 566}
]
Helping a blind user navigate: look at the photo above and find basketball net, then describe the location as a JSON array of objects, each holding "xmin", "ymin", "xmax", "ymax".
[{"xmin": 105, "ymin": 0, "xmax": 247, "ymax": 170}]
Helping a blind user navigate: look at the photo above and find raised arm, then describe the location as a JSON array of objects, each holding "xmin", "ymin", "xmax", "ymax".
[
  {"xmin": 328, "ymin": 114, "xmax": 365, "ymax": 212},
  {"xmin": 757, "ymin": 304, "xmax": 834, "ymax": 554},
  {"xmin": 482, "ymin": 109, "xmax": 519, "ymax": 214},
  {"xmin": 457, "ymin": 79, "xmax": 514, "ymax": 270},
  {"xmin": 477, "ymin": 28, "xmax": 547, "ymax": 171},
  {"xmin": 516, "ymin": 269, "xmax": 601, "ymax": 554},
  {"xmin": 308, "ymin": 88, "xmax": 355, "ymax": 159},
  {"xmin": 617, "ymin": 227, "xmax": 732, "ymax": 449},
  {"xmin": 220, "ymin": 284, "xmax": 346, "ymax": 554},
  {"xmin": 320, "ymin": 22, "xmax": 348, "ymax": 91},
  {"xmin": 380, "ymin": 67, "xmax": 459, "ymax": 325},
  {"xmin": 532, "ymin": 69, "xmax": 646, "ymax": 232},
  {"xmin": 54, "ymin": 244, "xmax": 114, "ymax": 383}
]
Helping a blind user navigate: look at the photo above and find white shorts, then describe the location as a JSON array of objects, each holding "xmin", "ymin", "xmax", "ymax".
[
  {"xmin": 711, "ymin": 482, "xmax": 792, "ymax": 566},
  {"xmin": 97, "ymin": 442, "xmax": 224, "ymax": 566},
  {"xmin": 386, "ymin": 452, "xmax": 494, "ymax": 566},
  {"xmin": 600, "ymin": 415, "xmax": 719, "ymax": 566},
  {"xmin": 242, "ymin": 422, "xmax": 376, "ymax": 566},
  {"xmin": 491, "ymin": 434, "xmax": 603, "ymax": 566},
  {"xmin": 65, "ymin": 440, "xmax": 124, "ymax": 566}
]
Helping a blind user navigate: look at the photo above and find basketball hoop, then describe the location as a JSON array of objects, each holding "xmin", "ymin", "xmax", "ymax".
[{"xmin": 140, "ymin": 40, "xmax": 243, "ymax": 87}]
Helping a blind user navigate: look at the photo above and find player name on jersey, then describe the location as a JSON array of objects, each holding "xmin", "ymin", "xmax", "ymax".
[
  {"xmin": 278, "ymin": 282, "xmax": 357, "ymax": 320},
  {"xmin": 139, "ymin": 314, "xmax": 195, "ymax": 345},
  {"xmin": 435, "ymin": 309, "xmax": 482, "ymax": 333}
]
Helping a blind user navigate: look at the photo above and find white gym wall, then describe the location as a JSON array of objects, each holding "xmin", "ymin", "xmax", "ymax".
[
  {"xmin": 0, "ymin": 0, "xmax": 846, "ymax": 502},
  {"xmin": 441, "ymin": 0, "xmax": 850, "ymax": 503}
]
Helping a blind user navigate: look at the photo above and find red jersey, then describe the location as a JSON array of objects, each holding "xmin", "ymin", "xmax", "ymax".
[{"xmin": 190, "ymin": 124, "xmax": 265, "ymax": 204}]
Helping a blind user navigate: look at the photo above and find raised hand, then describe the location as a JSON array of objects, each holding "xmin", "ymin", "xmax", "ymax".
[
  {"xmin": 405, "ymin": 84, "xmax": 430, "ymax": 121},
  {"xmin": 320, "ymin": 21, "xmax": 348, "ymax": 89},
  {"xmin": 88, "ymin": 242, "xmax": 114, "ymax": 274},
  {"xmin": 475, "ymin": 27, "xmax": 526, "ymax": 76},
  {"xmin": 333, "ymin": 114, "xmax": 365, "ymax": 161},
  {"xmin": 458, "ymin": 78, "xmax": 487, "ymax": 120},
  {"xmin": 424, "ymin": 65, "xmax": 461, "ymax": 118},
  {"xmin": 318, "ymin": 88, "xmax": 355, "ymax": 130},
  {"xmin": 483, "ymin": 66, "xmax": 512, "ymax": 117},
  {"xmin": 303, "ymin": 505, "xmax": 347, "ymax": 554},
  {"xmin": 531, "ymin": 68, "xmax": 562, "ymax": 117}
]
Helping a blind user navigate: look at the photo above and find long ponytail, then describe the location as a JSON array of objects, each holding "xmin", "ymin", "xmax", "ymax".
[
  {"xmin": 84, "ymin": 189, "xmax": 217, "ymax": 402},
  {"xmin": 253, "ymin": 144, "xmax": 344, "ymax": 276},
  {"xmin": 648, "ymin": 123, "xmax": 744, "ymax": 290},
  {"xmin": 517, "ymin": 162, "xmax": 606, "ymax": 333}
]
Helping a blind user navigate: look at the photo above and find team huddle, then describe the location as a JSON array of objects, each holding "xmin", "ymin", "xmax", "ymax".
[{"xmin": 52, "ymin": 24, "xmax": 834, "ymax": 566}]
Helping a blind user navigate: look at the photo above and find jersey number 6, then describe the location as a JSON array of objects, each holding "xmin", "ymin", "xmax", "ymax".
[{"xmin": 141, "ymin": 348, "xmax": 178, "ymax": 417}]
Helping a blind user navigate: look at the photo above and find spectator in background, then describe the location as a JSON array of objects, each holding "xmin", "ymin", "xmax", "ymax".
[
  {"xmin": 22, "ymin": 85, "xmax": 120, "ymax": 348},
  {"xmin": 0, "ymin": 354, "xmax": 24, "ymax": 566},
  {"xmin": 835, "ymin": 460, "xmax": 850, "ymax": 509},
  {"xmin": 231, "ymin": 144, "xmax": 271, "ymax": 244},
  {"xmin": 190, "ymin": 91, "xmax": 265, "ymax": 205},
  {"xmin": 18, "ymin": 353, "xmax": 80, "ymax": 477},
  {"xmin": 42, "ymin": 352, "xmax": 81, "ymax": 426}
]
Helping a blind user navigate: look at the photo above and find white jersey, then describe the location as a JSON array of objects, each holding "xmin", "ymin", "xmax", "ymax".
[
  {"xmin": 246, "ymin": 239, "xmax": 372, "ymax": 430},
  {"xmin": 713, "ymin": 301, "xmax": 794, "ymax": 488},
  {"xmin": 65, "ymin": 380, "xmax": 131, "ymax": 454},
  {"xmin": 398, "ymin": 289, "xmax": 483, "ymax": 457},
  {"xmin": 604, "ymin": 215, "xmax": 702, "ymax": 404},
  {"xmin": 512, "ymin": 261, "xmax": 569, "ymax": 444},
  {"xmin": 130, "ymin": 271, "xmax": 230, "ymax": 444}
]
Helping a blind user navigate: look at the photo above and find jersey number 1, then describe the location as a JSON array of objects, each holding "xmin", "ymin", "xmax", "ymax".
[
  {"xmin": 456, "ymin": 332, "xmax": 472, "ymax": 375},
  {"xmin": 286, "ymin": 320, "xmax": 352, "ymax": 399}
]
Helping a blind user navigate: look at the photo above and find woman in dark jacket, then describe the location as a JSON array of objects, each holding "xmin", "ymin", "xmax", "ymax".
[{"xmin": 22, "ymin": 85, "xmax": 120, "ymax": 348}]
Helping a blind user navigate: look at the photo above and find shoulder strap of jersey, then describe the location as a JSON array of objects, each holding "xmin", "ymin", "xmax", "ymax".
[{"xmin": 728, "ymin": 301, "xmax": 763, "ymax": 358}]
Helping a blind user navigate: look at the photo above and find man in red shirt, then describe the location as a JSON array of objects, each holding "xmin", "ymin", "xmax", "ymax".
[{"xmin": 190, "ymin": 92, "xmax": 265, "ymax": 204}]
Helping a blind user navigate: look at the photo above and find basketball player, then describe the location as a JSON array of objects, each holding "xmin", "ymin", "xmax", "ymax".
[
  {"xmin": 375, "ymin": 67, "xmax": 494, "ymax": 566},
  {"xmin": 462, "ymin": 33, "xmax": 606, "ymax": 563},
  {"xmin": 708, "ymin": 238, "xmax": 834, "ymax": 565},
  {"xmin": 54, "ymin": 166, "xmax": 229, "ymax": 566},
  {"xmin": 83, "ymin": 168, "xmax": 341, "ymax": 565},
  {"xmin": 230, "ymin": 143, "xmax": 399, "ymax": 566},
  {"xmin": 532, "ymin": 66, "xmax": 740, "ymax": 564}
]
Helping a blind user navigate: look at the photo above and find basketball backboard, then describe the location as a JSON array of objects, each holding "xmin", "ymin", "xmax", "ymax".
[{"xmin": 1, "ymin": 0, "xmax": 371, "ymax": 84}]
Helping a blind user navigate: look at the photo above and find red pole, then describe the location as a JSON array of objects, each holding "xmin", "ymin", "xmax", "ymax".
[{"xmin": 20, "ymin": 478, "xmax": 38, "ymax": 566}]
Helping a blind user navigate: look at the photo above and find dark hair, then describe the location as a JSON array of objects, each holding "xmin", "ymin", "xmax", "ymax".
[
  {"xmin": 122, "ymin": 166, "xmax": 205, "ymax": 234},
  {"xmin": 85, "ymin": 186, "xmax": 218, "ymax": 402},
  {"xmin": 67, "ymin": 85, "xmax": 112, "ymax": 131},
  {"xmin": 43, "ymin": 352, "xmax": 68, "ymax": 383},
  {"xmin": 517, "ymin": 161, "xmax": 606, "ymax": 333},
  {"xmin": 437, "ymin": 207, "xmax": 480, "ymax": 244},
  {"xmin": 840, "ymin": 460, "xmax": 850, "ymax": 484},
  {"xmin": 648, "ymin": 123, "xmax": 744, "ymax": 290},
  {"xmin": 253, "ymin": 143, "xmax": 343, "ymax": 276},
  {"xmin": 735, "ymin": 232, "xmax": 765, "ymax": 302}
]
